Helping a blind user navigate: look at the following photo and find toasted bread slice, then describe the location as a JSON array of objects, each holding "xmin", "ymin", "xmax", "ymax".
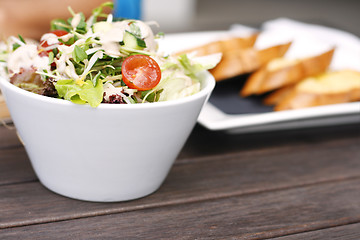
[
  {"xmin": 176, "ymin": 33, "xmax": 258, "ymax": 57},
  {"xmin": 273, "ymin": 70, "xmax": 360, "ymax": 111},
  {"xmin": 241, "ymin": 48, "xmax": 335, "ymax": 96},
  {"xmin": 263, "ymin": 85, "xmax": 296, "ymax": 106},
  {"xmin": 210, "ymin": 42, "xmax": 292, "ymax": 81}
]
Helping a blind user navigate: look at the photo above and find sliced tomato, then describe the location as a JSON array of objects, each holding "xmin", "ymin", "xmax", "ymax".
[
  {"xmin": 122, "ymin": 55, "xmax": 161, "ymax": 91},
  {"xmin": 39, "ymin": 30, "xmax": 69, "ymax": 56}
]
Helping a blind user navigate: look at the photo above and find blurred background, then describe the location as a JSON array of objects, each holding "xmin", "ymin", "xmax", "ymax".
[
  {"xmin": 194, "ymin": 0, "xmax": 359, "ymax": 36},
  {"xmin": 0, "ymin": 0, "xmax": 359, "ymax": 39}
]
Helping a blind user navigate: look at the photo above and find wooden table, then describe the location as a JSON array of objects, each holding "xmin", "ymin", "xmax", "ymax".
[{"xmin": 1, "ymin": 120, "xmax": 359, "ymax": 239}]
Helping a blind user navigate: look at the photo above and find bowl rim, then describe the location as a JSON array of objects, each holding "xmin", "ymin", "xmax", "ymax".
[{"xmin": 0, "ymin": 71, "xmax": 215, "ymax": 109}]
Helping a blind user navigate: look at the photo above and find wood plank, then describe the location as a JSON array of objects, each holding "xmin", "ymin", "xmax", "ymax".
[
  {"xmin": 178, "ymin": 122, "xmax": 360, "ymax": 161},
  {"xmin": 1, "ymin": 178, "xmax": 360, "ymax": 239},
  {"xmin": 0, "ymin": 126, "xmax": 20, "ymax": 149},
  {"xmin": 0, "ymin": 148, "xmax": 36, "ymax": 186},
  {"xmin": 0, "ymin": 126, "xmax": 33, "ymax": 185},
  {"xmin": 1, "ymin": 122, "xmax": 359, "ymax": 186},
  {"xmin": 273, "ymin": 223, "xmax": 360, "ymax": 240},
  {"xmin": 0, "ymin": 133, "xmax": 359, "ymax": 229}
]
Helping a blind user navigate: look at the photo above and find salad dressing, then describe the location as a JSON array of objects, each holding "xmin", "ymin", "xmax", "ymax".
[
  {"xmin": 96, "ymin": 19, "xmax": 157, "ymax": 54},
  {"xmin": 7, "ymin": 44, "xmax": 50, "ymax": 74},
  {"xmin": 41, "ymin": 33, "xmax": 60, "ymax": 46},
  {"xmin": 71, "ymin": 14, "xmax": 82, "ymax": 29}
]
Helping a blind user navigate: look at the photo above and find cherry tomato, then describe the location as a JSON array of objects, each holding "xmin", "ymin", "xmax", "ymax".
[
  {"xmin": 122, "ymin": 55, "xmax": 161, "ymax": 91},
  {"xmin": 39, "ymin": 30, "xmax": 69, "ymax": 56}
]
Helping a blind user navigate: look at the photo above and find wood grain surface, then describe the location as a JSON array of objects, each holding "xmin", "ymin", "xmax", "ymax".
[
  {"xmin": 1, "ymin": 1, "xmax": 360, "ymax": 238},
  {"xmin": 0, "ymin": 122, "xmax": 360, "ymax": 239},
  {"xmin": 1, "ymin": 179, "xmax": 360, "ymax": 239},
  {"xmin": 274, "ymin": 223, "xmax": 360, "ymax": 240}
]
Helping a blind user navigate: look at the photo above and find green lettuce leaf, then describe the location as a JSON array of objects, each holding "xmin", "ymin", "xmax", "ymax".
[
  {"xmin": 50, "ymin": 18, "xmax": 72, "ymax": 32},
  {"xmin": 72, "ymin": 45, "xmax": 88, "ymax": 63},
  {"xmin": 178, "ymin": 53, "xmax": 222, "ymax": 77},
  {"xmin": 55, "ymin": 79, "xmax": 103, "ymax": 107}
]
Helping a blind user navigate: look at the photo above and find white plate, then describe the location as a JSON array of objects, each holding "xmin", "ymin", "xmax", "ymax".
[
  {"xmin": 159, "ymin": 21, "xmax": 360, "ymax": 134},
  {"xmin": 198, "ymin": 102, "xmax": 360, "ymax": 134}
]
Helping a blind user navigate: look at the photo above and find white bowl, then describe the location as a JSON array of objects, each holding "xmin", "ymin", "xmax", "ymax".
[{"xmin": 0, "ymin": 71, "xmax": 215, "ymax": 202}]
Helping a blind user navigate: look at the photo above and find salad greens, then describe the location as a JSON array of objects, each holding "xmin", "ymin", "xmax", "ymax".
[
  {"xmin": 0, "ymin": 2, "xmax": 221, "ymax": 107},
  {"xmin": 55, "ymin": 79, "xmax": 103, "ymax": 107}
]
